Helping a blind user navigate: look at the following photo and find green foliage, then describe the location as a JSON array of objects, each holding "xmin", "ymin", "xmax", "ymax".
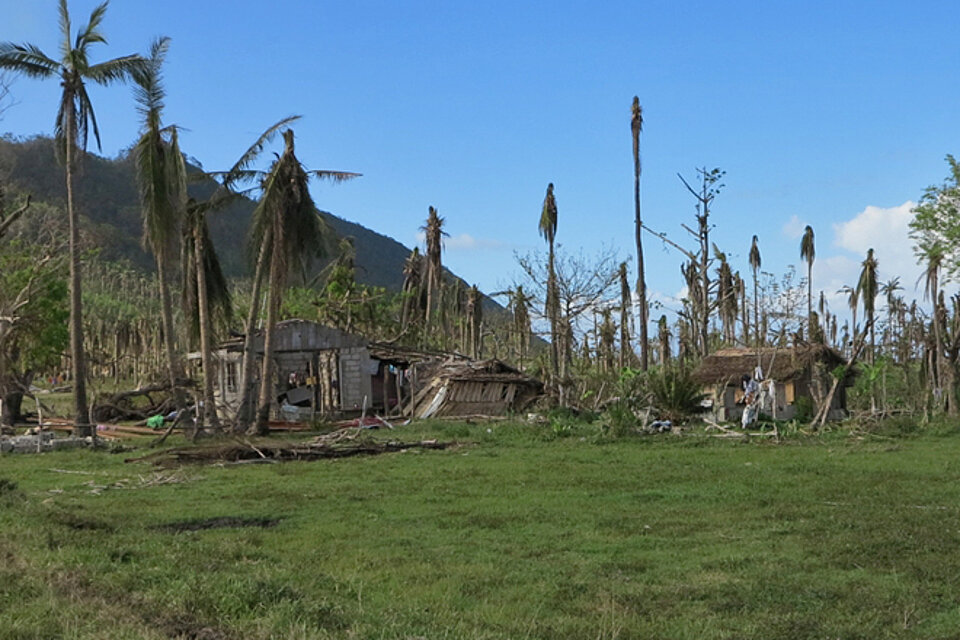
[
  {"xmin": 645, "ymin": 364, "xmax": 706, "ymax": 422},
  {"xmin": 601, "ymin": 367, "xmax": 647, "ymax": 437},
  {"xmin": 910, "ymin": 154, "xmax": 960, "ymax": 280},
  {"xmin": 0, "ymin": 240, "xmax": 68, "ymax": 375},
  {"xmin": 792, "ymin": 395, "xmax": 814, "ymax": 422},
  {"xmin": 0, "ymin": 136, "xmax": 437, "ymax": 291}
]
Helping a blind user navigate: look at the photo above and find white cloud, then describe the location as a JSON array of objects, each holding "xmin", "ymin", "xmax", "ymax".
[
  {"xmin": 813, "ymin": 201, "xmax": 927, "ymax": 319},
  {"xmin": 412, "ymin": 232, "xmax": 503, "ymax": 252},
  {"xmin": 782, "ymin": 214, "xmax": 805, "ymax": 239}
]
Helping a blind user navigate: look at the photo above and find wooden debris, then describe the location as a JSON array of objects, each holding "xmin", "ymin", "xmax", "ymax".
[{"xmin": 125, "ymin": 437, "xmax": 455, "ymax": 467}]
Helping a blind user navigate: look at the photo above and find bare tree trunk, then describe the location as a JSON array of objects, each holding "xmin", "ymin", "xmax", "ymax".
[
  {"xmin": 156, "ymin": 255, "xmax": 185, "ymax": 411},
  {"xmin": 547, "ymin": 238, "xmax": 559, "ymax": 393},
  {"xmin": 253, "ymin": 237, "xmax": 284, "ymax": 436},
  {"xmin": 194, "ymin": 222, "xmax": 221, "ymax": 433},
  {"xmin": 64, "ymin": 108, "xmax": 90, "ymax": 436},
  {"xmin": 634, "ymin": 166, "xmax": 648, "ymax": 371},
  {"xmin": 235, "ymin": 239, "xmax": 268, "ymax": 432}
]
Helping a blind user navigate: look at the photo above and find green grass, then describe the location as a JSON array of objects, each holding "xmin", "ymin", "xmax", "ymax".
[{"xmin": 3, "ymin": 420, "xmax": 960, "ymax": 638}]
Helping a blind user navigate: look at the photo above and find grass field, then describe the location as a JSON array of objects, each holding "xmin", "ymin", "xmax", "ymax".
[{"xmin": 3, "ymin": 420, "xmax": 960, "ymax": 639}]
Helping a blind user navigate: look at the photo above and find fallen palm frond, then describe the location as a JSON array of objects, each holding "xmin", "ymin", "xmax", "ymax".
[{"xmin": 125, "ymin": 436, "xmax": 456, "ymax": 467}]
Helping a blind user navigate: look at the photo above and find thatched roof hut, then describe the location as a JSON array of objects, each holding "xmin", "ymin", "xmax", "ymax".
[
  {"xmin": 693, "ymin": 344, "xmax": 847, "ymax": 386},
  {"xmin": 693, "ymin": 344, "xmax": 853, "ymax": 422}
]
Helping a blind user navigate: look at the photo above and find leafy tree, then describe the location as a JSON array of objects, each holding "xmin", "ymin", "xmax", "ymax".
[
  {"xmin": 0, "ymin": 240, "xmax": 68, "ymax": 426},
  {"xmin": 910, "ymin": 155, "xmax": 960, "ymax": 280},
  {"xmin": 0, "ymin": 0, "xmax": 144, "ymax": 434}
]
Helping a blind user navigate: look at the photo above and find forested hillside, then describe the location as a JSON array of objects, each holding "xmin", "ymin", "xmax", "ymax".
[{"xmin": 0, "ymin": 134, "xmax": 414, "ymax": 290}]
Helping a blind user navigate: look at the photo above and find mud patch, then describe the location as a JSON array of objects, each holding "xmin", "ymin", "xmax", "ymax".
[
  {"xmin": 154, "ymin": 516, "xmax": 282, "ymax": 533},
  {"xmin": 158, "ymin": 614, "xmax": 229, "ymax": 639},
  {"xmin": 50, "ymin": 511, "xmax": 116, "ymax": 532}
]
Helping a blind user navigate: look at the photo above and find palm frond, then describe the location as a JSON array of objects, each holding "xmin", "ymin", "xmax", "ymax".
[
  {"xmin": 76, "ymin": 2, "xmax": 109, "ymax": 50},
  {"xmin": 800, "ymin": 225, "xmax": 815, "ymax": 262},
  {"xmin": 0, "ymin": 43, "xmax": 60, "ymax": 78},
  {"xmin": 539, "ymin": 183, "xmax": 557, "ymax": 242},
  {"xmin": 58, "ymin": 0, "xmax": 72, "ymax": 60},
  {"xmin": 306, "ymin": 169, "xmax": 362, "ymax": 183},
  {"xmin": 75, "ymin": 84, "xmax": 100, "ymax": 150},
  {"xmin": 85, "ymin": 54, "xmax": 146, "ymax": 86},
  {"xmin": 221, "ymin": 115, "xmax": 301, "ymax": 189},
  {"xmin": 133, "ymin": 37, "xmax": 170, "ymax": 128}
]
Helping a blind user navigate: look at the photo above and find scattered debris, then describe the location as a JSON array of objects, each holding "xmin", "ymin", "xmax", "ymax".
[
  {"xmin": 126, "ymin": 434, "xmax": 455, "ymax": 467},
  {"xmin": 0, "ymin": 432, "xmax": 91, "ymax": 453}
]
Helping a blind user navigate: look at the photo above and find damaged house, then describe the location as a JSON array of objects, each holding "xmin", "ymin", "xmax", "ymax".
[
  {"xmin": 692, "ymin": 344, "xmax": 854, "ymax": 423},
  {"xmin": 195, "ymin": 320, "xmax": 418, "ymax": 421},
  {"xmin": 408, "ymin": 358, "xmax": 543, "ymax": 419},
  {"xmin": 195, "ymin": 320, "xmax": 541, "ymax": 423}
]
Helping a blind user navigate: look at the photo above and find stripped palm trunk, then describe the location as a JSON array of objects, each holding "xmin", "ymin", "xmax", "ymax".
[
  {"xmin": 192, "ymin": 214, "xmax": 220, "ymax": 433},
  {"xmin": 64, "ymin": 107, "xmax": 90, "ymax": 433},
  {"xmin": 631, "ymin": 97, "xmax": 649, "ymax": 370},
  {"xmin": 255, "ymin": 223, "xmax": 285, "ymax": 434},
  {"xmin": 235, "ymin": 238, "xmax": 268, "ymax": 432},
  {"xmin": 618, "ymin": 262, "xmax": 633, "ymax": 369}
]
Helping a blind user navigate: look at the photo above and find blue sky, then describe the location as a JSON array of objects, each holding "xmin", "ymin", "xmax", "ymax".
[{"xmin": 1, "ymin": 0, "xmax": 958, "ymax": 323}]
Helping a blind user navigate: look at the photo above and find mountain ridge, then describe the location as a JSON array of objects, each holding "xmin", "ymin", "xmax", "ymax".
[{"xmin": 0, "ymin": 134, "xmax": 422, "ymax": 293}]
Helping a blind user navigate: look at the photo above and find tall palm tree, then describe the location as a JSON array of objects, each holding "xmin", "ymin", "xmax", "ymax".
[
  {"xmin": 631, "ymin": 97, "xmax": 649, "ymax": 370},
  {"xmin": 421, "ymin": 206, "xmax": 447, "ymax": 335},
  {"xmin": 204, "ymin": 116, "xmax": 305, "ymax": 432},
  {"xmin": 133, "ymin": 37, "xmax": 187, "ymax": 409},
  {"xmin": 857, "ymin": 248, "xmax": 879, "ymax": 363},
  {"xmin": 539, "ymin": 183, "xmax": 560, "ymax": 387},
  {"xmin": 749, "ymin": 235, "xmax": 762, "ymax": 348},
  {"xmin": 0, "ymin": 0, "xmax": 144, "ymax": 435},
  {"xmin": 838, "ymin": 284, "xmax": 859, "ymax": 352},
  {"xmin": 800, "ymin": 225, "xmax": 815, "ymax": 330},
  {"xmin": 249, "ymin": 129, "xmax": 357, "ymax": 435},
  {"xmin": 880, "ymin": 277, "xmax": 902, "ymax": 358},
  {"xmin": 181, "ymin": 194, "xmax": 232, "ymax": 433},
  {"xmin": 715, "ymin": 249, "xmax": 736, "ymax": 344}
]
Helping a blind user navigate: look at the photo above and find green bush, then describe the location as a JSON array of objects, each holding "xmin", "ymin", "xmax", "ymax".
[{"xmin": 645, "ymin": 365, "xmax": 706, "ymax": 423}]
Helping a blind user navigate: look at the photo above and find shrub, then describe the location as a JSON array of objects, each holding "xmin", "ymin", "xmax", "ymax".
[{"xmin": 645, "ymin": 365, "xmax": 706, "ymax": 423}]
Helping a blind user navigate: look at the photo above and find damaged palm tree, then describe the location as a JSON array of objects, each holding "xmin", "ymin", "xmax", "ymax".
[
  {"xmin": 248, "ymin": 129, "xmax": 358, "ymax": 435},
  {"xmin": 0, "ymin": 0, "xmax": 146, "ymax": 435},
  {"xmin": 539, "ymin": 183, "xmax": 560, "ymax": 397},
  {"xmin": 181, "ymin": 195, "xmax": 232, "ymax": 433},
  {"xmin": 132, "ymin": 37, "xmax": 190, "ymax": 420},
  {"xmin": 421, "ymin": 206, "xmax": 447, "ymax": 337}
]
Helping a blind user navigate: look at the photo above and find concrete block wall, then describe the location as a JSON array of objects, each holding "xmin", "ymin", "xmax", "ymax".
[{"xmin": 339, "ymin": 347, "xmax": 373, "ymax": 410}]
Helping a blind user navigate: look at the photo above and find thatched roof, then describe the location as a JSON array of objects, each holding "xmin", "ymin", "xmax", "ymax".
[{"xmin": 692, "ymin": 344, "xmax": 846, "ymax": 385}]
